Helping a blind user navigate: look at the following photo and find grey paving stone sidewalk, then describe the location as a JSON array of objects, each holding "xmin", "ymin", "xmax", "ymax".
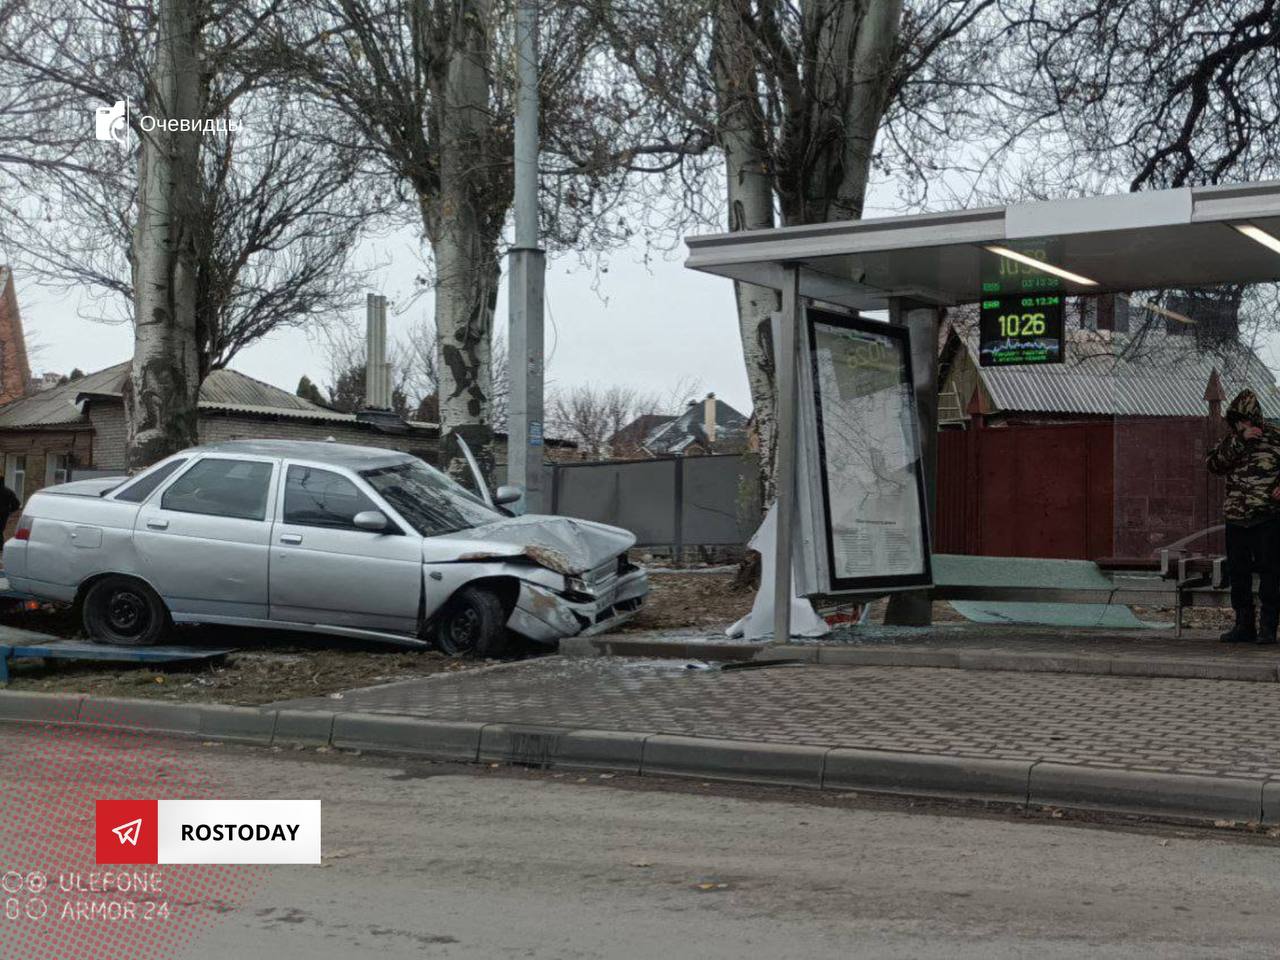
[
  {"xmin": 600, "ymin": 624, "xmax": 1280, "ymax": 660},
  {"xmin": 276, "ymin": 659, "xmax": 1280, "ymax": 781}
]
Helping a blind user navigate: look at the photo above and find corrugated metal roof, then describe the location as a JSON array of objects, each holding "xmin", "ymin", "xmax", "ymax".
[
  {"xmin": 0, "ymin": 360, "xmax": 345, "ymax": 429},
  {"xmin": 960, "ymin": 329, "xmax": 1280, "ymax": 419},
  {"xmin": 0, "ymin": 362, "xmax": 128, "ymax": 428},
  {"xmin": 198, "ymin": 401, "xmax": 356, "ymax": 423},
  {"xmin": 199, "ymin": 368, "xmax": 334, "ymax": 412}
]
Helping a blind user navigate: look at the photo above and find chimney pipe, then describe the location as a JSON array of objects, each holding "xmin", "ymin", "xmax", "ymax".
[
  {"xmin": 704, "ymin": 392, "xmax": 716, "ymax": 445},
  {"xmin": 365, "ymin": 293, "xmax": 391, "ymax": 410}
]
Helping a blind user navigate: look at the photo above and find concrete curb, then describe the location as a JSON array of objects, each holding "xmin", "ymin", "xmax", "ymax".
[
  {"xmin": 641, "ymin": 736, "xmax": 826, "ymax": 788},
  {"xmin": 0, "ymin": 690, "xmax": 1276, "ymax": 824},
  {"xmin": 560, "ymin": 636, "xmax": 1280, "ymax": 683},
  {"xmin": 331, "ymin": 713, "xmax": 483, "ymax": 761},
  {"xmin": 823, "ymin": 749, "xmax": 1031, "ymax": 804},
  {"xmin": 1028, "ymin": 763, "xmax": 1264, "ymax": 823},
  {"xmin": 0, "ymin": 691, "xmax": 83, "ymax": 724},
  {"xmin": 479, "ymin": 724, "xmax": 648, "ymax": 773}
]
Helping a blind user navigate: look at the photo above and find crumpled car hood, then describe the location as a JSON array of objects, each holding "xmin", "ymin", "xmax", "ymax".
[{"xmin": 423, "ymin": 515, "xmax": 636, "ymax": 575}]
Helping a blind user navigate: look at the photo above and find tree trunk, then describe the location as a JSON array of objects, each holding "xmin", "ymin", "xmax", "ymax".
[
  {"xmin": 798, "ymin": 0, "xmax": 903, "ymax": 224},
  {"xmin": 715, "ymin": 0, "xmax": 780, "ymax": 506},
  {"xmin": 423, "ymin": 0, "xmax": 503, "ymax": 488},
  {"xmin": 126, "ymin": 0, "xmax": 205, "ymax": 469},
  {"xmin": 829, "ymin": 0, "xmax": 902, "ymax": 223}
]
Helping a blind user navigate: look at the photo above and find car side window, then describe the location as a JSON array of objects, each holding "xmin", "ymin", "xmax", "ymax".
[
  {"xmin": 114, "ymin": 459, "xmax": 188, "ymax": 503},
  {"xmin": 160, "ymin": 459, "xmax": 273, "ymax": 521},
  {"xmin": 283, "ymin": 465, "xmax": 378, "ymax": 530}
]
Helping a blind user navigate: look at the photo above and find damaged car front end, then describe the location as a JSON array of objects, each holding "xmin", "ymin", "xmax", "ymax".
[{"xmin": 420, "ymin": 514, "xmax": 650, "ymax": 647}]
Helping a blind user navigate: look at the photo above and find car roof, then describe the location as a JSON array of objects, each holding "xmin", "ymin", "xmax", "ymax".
[{"xmin": 183, "ymin": 439, "xmax": 418, "ymax": 470}]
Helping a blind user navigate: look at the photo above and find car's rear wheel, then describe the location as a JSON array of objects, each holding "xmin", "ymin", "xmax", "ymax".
[
  {"xmin": 433, "ymin": 586, "xmax": 507, "ymax": 658},
  {"xmin": 82, "ymin": 576, "xmax": 170, "ymax": 647}
]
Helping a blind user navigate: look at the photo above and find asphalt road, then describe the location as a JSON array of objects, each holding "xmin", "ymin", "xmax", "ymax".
[{"xmin": 2, "ymin": 727, "xmax": 1280, "ymax": 959}]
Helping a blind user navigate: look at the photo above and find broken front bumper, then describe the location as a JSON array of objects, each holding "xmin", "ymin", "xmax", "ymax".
[{"xmin": 507, "ymin": 567, "xmax": 649, "ymax": 644}]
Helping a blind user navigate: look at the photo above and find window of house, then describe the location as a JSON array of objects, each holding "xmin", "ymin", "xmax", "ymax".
[
  {"xmin": 45, "ymin": 453, "xmax": 71, "ymax": 487},
  {"xmin": 114, "ymin": 458, "xmax": 188, "ymax": 503},
  {"xmin": 161, "ymin": 458, "xmax": 273, "ymax": 521},
  {"xmin": 5, "ymin": 454, "xmax": 26, "ymax": 504},
  {"xmin": 283, "ymin": 466, "xmax": 379, "ymax": 530}
]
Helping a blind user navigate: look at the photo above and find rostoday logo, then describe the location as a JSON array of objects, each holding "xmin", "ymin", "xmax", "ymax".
[
  {"xmin": 96, "ymin": 800, "xmax": 321, "ymax": 864},
  {"xmin": 93, "ymin": 98, "xmax": 242, "ymax": 147}
]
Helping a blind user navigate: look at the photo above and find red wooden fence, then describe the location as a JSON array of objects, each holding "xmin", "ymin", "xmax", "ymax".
[{"xmin": 936, "ymin": 418, "xmax": 1219, "ymax": 562}]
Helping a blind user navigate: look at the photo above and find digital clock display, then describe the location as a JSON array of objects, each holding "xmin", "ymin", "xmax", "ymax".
[{"xmin": 979, "ymin": 293, "xmax": 1065, "ymax": 366}]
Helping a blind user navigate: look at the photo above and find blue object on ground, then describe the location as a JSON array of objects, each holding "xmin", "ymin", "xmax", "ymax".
[{"xmin": 0, "ymin": 637, "xmax": 235, "ymax": 683}]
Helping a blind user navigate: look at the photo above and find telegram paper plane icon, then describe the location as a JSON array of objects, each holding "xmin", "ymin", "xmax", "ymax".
[{"xmin": 112, "ymin": 818, "xmax": 143, "ymax": 847}]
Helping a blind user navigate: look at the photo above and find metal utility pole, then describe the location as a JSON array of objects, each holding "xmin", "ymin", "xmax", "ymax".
[{"xmin": 506, "ymin": 0, "xmax": 545, "ymax": 514}]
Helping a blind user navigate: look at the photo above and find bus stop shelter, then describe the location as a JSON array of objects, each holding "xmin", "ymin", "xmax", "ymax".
[{"xmin": 684, "ymin": 180, "xmax": 1280, "ymax": 641}]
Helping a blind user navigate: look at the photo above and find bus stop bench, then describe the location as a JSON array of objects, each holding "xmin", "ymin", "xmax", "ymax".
[{"xmin": 927, "ymin": 554, "xmax": 1228, "ymax": 636}]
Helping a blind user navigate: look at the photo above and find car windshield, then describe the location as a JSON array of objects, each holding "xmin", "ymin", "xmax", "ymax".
[{"xmin": 360, "ymin": 459, "xmax": 499, "ymax": 537}]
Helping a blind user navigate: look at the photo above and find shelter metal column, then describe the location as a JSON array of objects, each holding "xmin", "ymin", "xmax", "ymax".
[
  {"xmin": 773, "ymin": 266, "xmax": 801, "ymax": 642},
  {"xmin": 886, "ymin": 297, "xmax": 940, "ymax": 626}
]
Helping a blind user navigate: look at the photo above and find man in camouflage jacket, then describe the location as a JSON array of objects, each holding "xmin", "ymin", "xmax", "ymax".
[{"xmin": 1206, "ymin": 389, "xmax": 1280, "ymax": 644}]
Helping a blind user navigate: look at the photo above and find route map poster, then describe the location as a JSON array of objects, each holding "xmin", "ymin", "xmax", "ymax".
[{"xmin": 806, "ymin": 309, "xmax": 932, "ymax": 592}]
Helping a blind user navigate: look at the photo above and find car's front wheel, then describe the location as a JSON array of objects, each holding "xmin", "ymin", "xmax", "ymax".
[
  {"xmin": 82, "ymin": 576, "xmax": 171, "ymax": 647},
  {"xmin": 433, "ymin": 586, "xmax": 507, "ymax": 658}
]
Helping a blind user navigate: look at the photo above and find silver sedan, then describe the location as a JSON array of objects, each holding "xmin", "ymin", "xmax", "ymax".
[{"xmin": 2, "ymin": 439, "xmax": 648, "ymax": 655}]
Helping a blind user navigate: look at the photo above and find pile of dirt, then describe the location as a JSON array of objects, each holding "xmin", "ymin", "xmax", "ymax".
[
  {"xmin": 615, "ymin": 572, "xmax": 752, "ymax": 633},
  {"xmin": 0, "ymin": 571, "xmax": 752, "ymax": 702},
  {"xmin": 0, "ymin": 603, "xmax": 503, "ymax": 704},
  {"xmin": 1, "ymin": 639, "xmax": 490, "ymax": 706}
]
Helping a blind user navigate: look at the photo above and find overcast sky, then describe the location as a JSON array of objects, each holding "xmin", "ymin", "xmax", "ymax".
[
  {"xmin": 14, "ymin": 219, "xmax": 757, "ymax": 416},
  {"xmin": 12, "ymin": 164, "xmax": 940, "ymax": 422},
  {"xmin": 17, "ymin": 174, "xmax": 1280, "ymax": 415}
]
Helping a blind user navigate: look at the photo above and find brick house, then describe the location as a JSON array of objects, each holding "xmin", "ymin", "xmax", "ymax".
[
  {"xmin": 0, "ymin": 358, "xmax": 577, "ymax": 532},
  {"xmin": 0, "ymin": 268, "xmax": 572, "ymax": 528},
  {"xmin": 0, "ymin": 360, "xmax": 446, "ymax": 521}
]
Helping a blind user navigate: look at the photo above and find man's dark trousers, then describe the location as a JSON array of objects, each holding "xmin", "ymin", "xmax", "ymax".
[{"xmin": 1226, "ymin": 518, "xmax": 1280, "ymax": 624}]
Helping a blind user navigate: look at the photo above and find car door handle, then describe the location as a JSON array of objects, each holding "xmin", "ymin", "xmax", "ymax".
[
  {"xmin": 146, "ymin": 519, "xmax": 169, "ymax": 530},
  {"xmin": 279, "ymin": 534, "xmax": 303, "ymax": 545}
]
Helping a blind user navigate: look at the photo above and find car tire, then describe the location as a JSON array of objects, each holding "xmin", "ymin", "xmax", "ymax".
[
  {"xmin": 433, "ymin": 586, "xmax": 508, "ymax": 658},
  {"xmin": 82, "ymin": 576, "xmax": 171, "ymax": 647}
]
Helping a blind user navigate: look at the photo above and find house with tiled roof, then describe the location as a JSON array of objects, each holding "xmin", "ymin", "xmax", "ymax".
[
  {"xmin": 0, "ymin": 268, "xmax": 571, "ymax": 522},
  {"xmin": 610, "ymin": 394, "xmax": 750, "ymax": 459},
  {"xmin": 0, "ymin": 360, "xmax": 444, "ymax": 521}
]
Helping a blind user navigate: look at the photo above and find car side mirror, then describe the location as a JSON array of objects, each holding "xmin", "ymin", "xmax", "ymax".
[
  {"xmin": 352, "ymin": 510, "xmax": 389, "ymax": 532},
  {"xmin": 493, "ymin": 484, "xmax": 521, "ymax": 506}
]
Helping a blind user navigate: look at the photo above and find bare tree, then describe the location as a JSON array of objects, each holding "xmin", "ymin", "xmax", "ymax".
[
  {"xmin": 1000, "ymin": 0, "xmax": 1280, "ymax": 196},
  {"xmin": 596, "ymin": 0, "xmax": 1006, "ymax": 501},
  {"xmin": 277, "ymin": 0, "xmax": 714, "ymax": 483},
  {"xmin": 546, "ymin": 374, "xmax": 701, "ymax": 458},
  {"xmin": 0, "ymin": 0, "xmax": 385, "ymax": 466},
  {"xmin": 548, "ymin": 382, "xmax": 662, "ymax": 459},
  {"xmin": 973, "ymin": 1, "xmax": 1280, "ymax": 365}
]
